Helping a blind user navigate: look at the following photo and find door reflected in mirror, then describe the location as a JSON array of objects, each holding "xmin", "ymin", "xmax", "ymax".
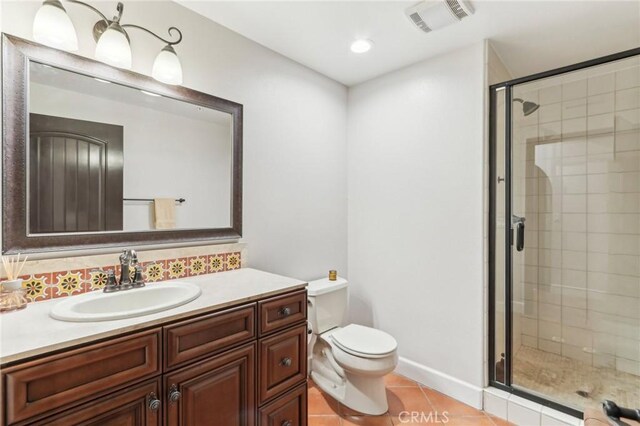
[{"xmin": 28, "ymin": 61, "xmax": 233, "ymax": 234}]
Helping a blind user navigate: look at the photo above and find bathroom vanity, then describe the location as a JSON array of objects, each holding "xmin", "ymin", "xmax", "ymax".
[{"xmin": 0, "ymin": 269, "xmax": 308, "ymax": 426}]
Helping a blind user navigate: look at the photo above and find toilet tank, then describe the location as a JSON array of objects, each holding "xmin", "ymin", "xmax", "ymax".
[{"xmin": 307, "ymin": 277, "xmax": 348, "ymax": 334}]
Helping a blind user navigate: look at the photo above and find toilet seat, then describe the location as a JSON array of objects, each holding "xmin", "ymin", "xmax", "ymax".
[{"xmin": 330, "ymin": 324, "xmax": 397, "ymax": 359}]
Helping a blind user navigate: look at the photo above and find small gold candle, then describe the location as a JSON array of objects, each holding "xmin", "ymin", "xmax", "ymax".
[{"xmin": 328, "ymin": 270, "xmax": 337, "ymax": 281}]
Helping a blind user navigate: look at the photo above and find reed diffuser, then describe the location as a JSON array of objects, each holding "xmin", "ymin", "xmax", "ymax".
[{"xmin": 1, "ymin": 253, "xmax": 29, "ymax": 312}]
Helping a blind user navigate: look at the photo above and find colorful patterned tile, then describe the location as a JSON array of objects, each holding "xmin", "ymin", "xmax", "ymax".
[
  {"xmin": 225, "ymin": 252, "xmax": 241, "ymax": 271},
  {"xmin": 143, "ymin": 261, "xmax": 166, "ymax": 283},
  {"xmin": 187, "ymin": 256, "xmax": 207, "ymax": 276},
  {"xmin": 208, "ymin": 254, "xmax": 225, "ymax": 273},
  {"xmin": 166, "ymin": 258, "xmax": 188, "ymax": 279},
  {"xmin": 19, "ymin": 273, "xmax": 52, "ymax": 302},
  {"xmin": 51, "ymin": 270, "xmax": 86, "ymax": 298},
  {"xmin": 86, "ymin": 269, "xmax": 113, "ymax": 292}
]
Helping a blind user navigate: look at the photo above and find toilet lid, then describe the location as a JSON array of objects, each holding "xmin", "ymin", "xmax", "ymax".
[{"xmin": 330, "ymin": 324, "xmax": 397, "ymax": 357}]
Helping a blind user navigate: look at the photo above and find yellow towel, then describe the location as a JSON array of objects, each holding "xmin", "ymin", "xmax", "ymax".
[{"xmin": 154, "ymin": 198, "xmax": 176, "ymax": 229}]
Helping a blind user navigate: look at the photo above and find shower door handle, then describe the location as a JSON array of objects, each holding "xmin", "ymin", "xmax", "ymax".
[{"xmin": 513, "ymin": 215, "xmax": 525, "ymax": 252}]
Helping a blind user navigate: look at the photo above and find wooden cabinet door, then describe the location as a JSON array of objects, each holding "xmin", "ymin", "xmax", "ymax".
[
  {"xmin": 165, "ymin": 343, "xmax": 256, "ymax": 426},
  {"xmin": 33, "ymin": 379, "xmax": 161, "ymax": 426}
]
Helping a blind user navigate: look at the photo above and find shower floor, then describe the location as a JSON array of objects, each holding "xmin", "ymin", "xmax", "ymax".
[{"xmin": 513, "ymin": 345, "xmax": 640, "ymax": 411}]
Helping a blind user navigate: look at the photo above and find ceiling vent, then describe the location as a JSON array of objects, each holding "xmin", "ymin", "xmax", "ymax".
[{"xmin": 405, "ymin": 0, "xmax": 474, "ymax": 33}]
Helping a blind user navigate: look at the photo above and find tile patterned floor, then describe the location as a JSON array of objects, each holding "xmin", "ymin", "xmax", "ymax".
[{"xmin": 309, "ymin": 373, "xmax": 513, "ymax": 425}]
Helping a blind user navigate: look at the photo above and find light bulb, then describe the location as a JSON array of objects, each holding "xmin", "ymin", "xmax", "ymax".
[
  {"xmin": 350, "ymin": 39, "xmax": 373, "ymax": 54},
  {"xmin": 95, "ymin": 22, "xmax": 132, "ymax": 69},
  {"xmin": 33, "ymin": 0, "xmax": 78, "ymax": 51},
  {"xmin": 152, "ymin": 45, "xmax": 183, "ymax": 85}
]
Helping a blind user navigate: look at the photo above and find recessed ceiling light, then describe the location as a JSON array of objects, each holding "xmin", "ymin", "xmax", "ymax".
[{"xmin": 350, "ymin": 39, "xmax": 373, "ymax": 54}]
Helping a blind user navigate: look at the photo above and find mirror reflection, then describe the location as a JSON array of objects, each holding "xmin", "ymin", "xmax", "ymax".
[{"xmin": 28, "ymin": 61, "xmax": 233, "ymax": 234}]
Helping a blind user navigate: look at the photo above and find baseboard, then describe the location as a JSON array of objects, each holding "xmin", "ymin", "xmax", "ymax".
[{"xmin": 395, "ymin": 356, "xmax": 484, "ymax": 409}]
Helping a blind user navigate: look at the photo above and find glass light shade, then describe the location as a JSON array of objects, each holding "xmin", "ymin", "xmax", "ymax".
[
  {"xmin": 95, "ymin": 24, "xmax": 132, "ymax": 69},
  {"xmin": 152, "ymin": 45, "xmax": 183, "ymax": 85},
  {"xmin": 32, "ymin": 0, "xmax": 78, "ymax": 51}
]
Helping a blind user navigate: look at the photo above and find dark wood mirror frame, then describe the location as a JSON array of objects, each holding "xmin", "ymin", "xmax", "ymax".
[{"xmin": 2, "ymin": 34, "xmax": 243, "ymax": 254}]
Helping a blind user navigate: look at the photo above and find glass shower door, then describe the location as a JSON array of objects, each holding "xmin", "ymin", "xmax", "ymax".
[{"xmin": 491, "ymin": 52, "xmax": 640, "ymax": 415}]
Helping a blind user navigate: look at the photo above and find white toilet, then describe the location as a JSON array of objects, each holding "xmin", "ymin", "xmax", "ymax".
[{"xmin": 307, "ymin": 277, "xmax": 398, "ymax": 415}]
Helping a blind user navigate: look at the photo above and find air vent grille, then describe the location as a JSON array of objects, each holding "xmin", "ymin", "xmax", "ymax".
[
  {"xmin": 409, "ymin": 12, "xmax": 432, "ymax": 33},
  {"xmin": 446, "ymin": 0, "xmax": 468, "ymax": 20}
]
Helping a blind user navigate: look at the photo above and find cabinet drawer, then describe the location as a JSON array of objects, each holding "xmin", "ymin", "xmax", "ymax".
[
  {"xmin": 33, "ymin": 379, "xmax": 161, "ymax": 426},
  {"xmin": 259, "ymin": 383, "xmax": 307, "ymax": 426},
  {"xmin": 164, "ymin": 304, "xmax": 255, "ymax": 370},
  {"xmin": 258, "ymin": 290, "xmax": 307, "ymax": 336},
  {"xmin": 259, "ymin": 324, "xmax": 307, "ymax": 404},
  {"xmin": 3, "ymin": 328, "xmax": 161, "ymax": 425}
]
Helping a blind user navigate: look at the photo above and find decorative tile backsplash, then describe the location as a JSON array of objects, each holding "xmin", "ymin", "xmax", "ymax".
[{"xmin": 2, "ymin": 246, "xmax": 244, "ymax": 304}]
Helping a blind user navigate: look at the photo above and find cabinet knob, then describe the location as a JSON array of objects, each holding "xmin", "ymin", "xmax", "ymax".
[
  {"xmin": 147, "ymin": 393, "xmax": 161, "ymax": 411},
  {"xmin": 281, "ymin": 421, "xmax": 292, "ymax": 426},
  {"xmin": 280, "ymin": 357, "xmax": 292, "ymax": 367},
  {"xmin": 169, "ymin": 384, "xmax": 181, "ymax": 403},
  {"xmin": 279, "ymin": 306, "xmax": 291, "ymax": 317}
]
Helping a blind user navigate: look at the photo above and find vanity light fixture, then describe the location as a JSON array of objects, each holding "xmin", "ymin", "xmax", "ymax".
[
  {"xmin": 350, "ymin": 39, "xmax": 373, "ymax": 54},
  {"xmin": 32, "ymin": 0, "xmax": 184, "ymax": 85}
]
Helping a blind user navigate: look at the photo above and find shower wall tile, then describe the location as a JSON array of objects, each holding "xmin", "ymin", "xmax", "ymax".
[
  {"xmin": 538, "ymin": 320, "xmax": 561, "ymax": 342},
  {"xmin": 616, "ymin": 108, "xmax": 640, "ymax": 132},
  {"xmin": 588, "ymin": 73, "xmax": 615, "ymax": 96},
  {"xmin": 616, "ymin": 87, "xmax": 640, "ymax": 111},
  {"xmin": 587, "ymin": 113, "xmax": 615, "ymax": 135},
  {"xmin": 562, "ymin": 98, "xmax": 587, "ymax": 119},
  {"xmin": 593, "ymin": 353, "xmax": 616, "ymax": 369},
  {"xmin": 538, "ymin": 302, "xmax": 561, "ymax": 322},
  {"xmin": 563, "ymin": 80, "xmax": 587, "ymax": 100},
  {"xmin": 561, "ymin": 287, "xmax": 587, "ymax": 309},
  {"xmin": 588, "ymin": 93, "xmax": 615, "ymax": 116},
  {"xmin": 538, "ymin": 338, "xmax": 561, "ymax": 355},
  {"xmin": 562, "ymin": 343, "xmax": 592, "ymax": 363},
  {"xmin": 539, "ymin": 102, "xmax": 562, "ymax": 123},
  {"xmin": 522, "ymin": 334, "xmax": 538, "ymax": 348},
  {"xmin": 538, "ymin": 284, "xmax": 561, "ymax": 305},
  {"xmin": 562, "ymin": 250, "xmax": 587, "ymax": 270},
  {"xmin": 616, "ymin": 67, "xmax": 640, "ymax": 90},
  {"xmin": 562, "ymin": 306, "xmax": 589, "ymax": 329},
  {"xmin": 540, "ymin": 85, "xmax": 562, "ymax": 104},
  {"xmin": 562, "ymin": 118, "xmax": 586, "ymax": 137},
  {"xmin": 516, "ymin": 71, "xmax": 640, "ymax": 376},
  {"xmin": 588, "ymin": 271, "xmax": 639, "ymax": 297},
  {"xmin": 616, "ymin": 131, "xmax": 640, "ymax": 152},
  {"xmin": 562, "ymin": 269, "xmax": 587, "ymax": 288},
  {"xmin": 562, "ymin": 232, "xmax": 586, "ymax": 251},
  {"xmin": 562, "ymin": 325, "xmax": 592, "ymax": 348}
]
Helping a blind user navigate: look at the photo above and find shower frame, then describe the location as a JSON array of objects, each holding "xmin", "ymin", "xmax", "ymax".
[{"xmin": 488, "ymin": 46, "xmax": 640, "ymax": 418}]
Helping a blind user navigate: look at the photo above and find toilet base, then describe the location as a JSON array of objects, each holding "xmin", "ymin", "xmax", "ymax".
[{"xmin": 311, "ymin": 362, "xmax": 390, "ymax": 415}]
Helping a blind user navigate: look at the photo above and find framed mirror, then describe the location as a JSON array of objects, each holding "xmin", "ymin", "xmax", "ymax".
[{"xmin": 2, "ymin": 34, "xmax": 243, "ymax": 254}]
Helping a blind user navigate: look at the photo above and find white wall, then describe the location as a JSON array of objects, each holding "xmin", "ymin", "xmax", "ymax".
[
  {"xmin": 347, "ymin": 43, "xmax": 486, "ymax": 405},
  {"xmin": 30, "ymin": 81, "xmax": 232, "ymax": 231},
  {"xmin": 1, "ymin": 1, "xmax": 348, "ymax": 281}
]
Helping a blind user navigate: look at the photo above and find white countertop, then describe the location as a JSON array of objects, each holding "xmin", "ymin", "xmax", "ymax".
[{"xmin": 0, "ymin": 268, "xmax": 306, "ymax": 365}]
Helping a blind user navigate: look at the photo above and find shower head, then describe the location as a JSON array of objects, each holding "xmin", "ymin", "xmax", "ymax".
[{"xmin": 513, "ymin": 98, "xmax": 540, "ymax": 116}]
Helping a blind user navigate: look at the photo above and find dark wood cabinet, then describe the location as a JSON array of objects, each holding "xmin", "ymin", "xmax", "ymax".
[
  {"xmin": 3, "ymin": 329, "xmax": 161, "ymax": 425},
  {"xmin": 259, "ymin": 324, "xmax": 307, "ymax": 404},
  {"xmin": 259, "ymin": 383, "xmax": 307, "ymax": 426},
  {"xmin": 165, "ymin": 343, "xmax": 256, "ymax": 426},
  {"xmin": 32, "ymin": 379, "xmax": 161, "ymax": 426},
  {"xmin": 1, "ymin": 289, "xmax": 307, "ymax": 426}
]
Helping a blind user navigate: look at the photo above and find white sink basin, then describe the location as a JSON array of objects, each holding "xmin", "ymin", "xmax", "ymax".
[{"xmin": 50, "ymin": 282, "xmax": 202, "ymax": 322}]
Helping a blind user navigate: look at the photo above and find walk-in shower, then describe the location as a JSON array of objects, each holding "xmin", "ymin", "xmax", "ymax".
[{"xmin": 490, "ymin": 49, "xmax": 640, "ymax": 416}]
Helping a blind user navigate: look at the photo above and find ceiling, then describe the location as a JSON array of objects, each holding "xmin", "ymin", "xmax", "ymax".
[{"xmin": 178, "ymin": 0, "xmax": 640, "ymax": 86}]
